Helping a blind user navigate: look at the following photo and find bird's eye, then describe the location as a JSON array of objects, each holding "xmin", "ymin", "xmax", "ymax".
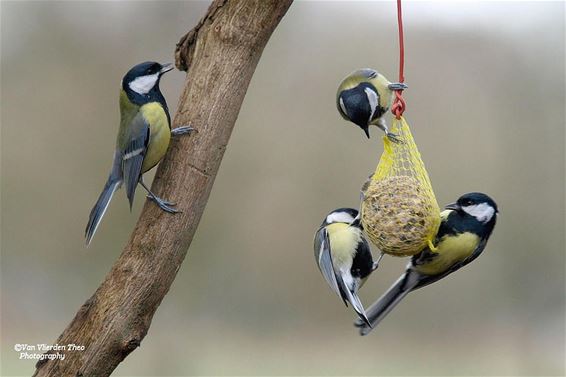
[{"xmin": 462, "ymin": 199, "xmax": 473, "ymax": 206}]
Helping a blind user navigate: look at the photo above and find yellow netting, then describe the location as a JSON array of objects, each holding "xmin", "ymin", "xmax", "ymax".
[{"xmin": 361, "ymin": 116, "xmax": 440, "ymax": 256}]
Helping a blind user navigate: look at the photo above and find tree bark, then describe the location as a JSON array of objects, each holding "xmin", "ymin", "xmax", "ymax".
[{"xmin": 33, "ymin": 1, "xmax": 293, "ymax": 376}]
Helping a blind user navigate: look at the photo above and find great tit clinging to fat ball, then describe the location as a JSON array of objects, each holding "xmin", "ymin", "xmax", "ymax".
[
  {"xmin": 355, "ymin": 192, "xmax": 498, "ymax": 335},
  {"xmin": 336, "ymin": 68, "xmax": 407, "ymax": 142},
  {"xmin": 85, "ymin": 61, "xmax": 193, "ymax": 245},
  {"xmin": 314, "ymin": 208, "xmax": 383, "ymax": 326}
]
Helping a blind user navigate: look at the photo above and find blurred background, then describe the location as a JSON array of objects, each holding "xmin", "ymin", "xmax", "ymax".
[{"xmin": 1, "ymin": 1, "xmax": 564, "ymax": 376}]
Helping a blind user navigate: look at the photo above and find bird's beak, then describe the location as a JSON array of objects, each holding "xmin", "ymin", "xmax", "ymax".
[
  {"xmin": 362, "ymin": 126, "xmax": 371, "ymax": 139},
  {"xmin": 160, "ymin": 63, "xmax": 174, "ymax": 74},
  {"xmin": 388, "ymin": 82, "xmax": 408, "ymax": 91},
  {"xmin": 444, "ymin": 202, "xmax": 461, "ymax": 211},
  {"xmin": 350, "ymin": 217, "xmax": 361, "ymax": 228}
]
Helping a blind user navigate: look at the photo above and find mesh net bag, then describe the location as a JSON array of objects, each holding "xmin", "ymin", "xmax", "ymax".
[{"xmin": 361, "ymin": 116, "xmax": 440, "ymax": 256}]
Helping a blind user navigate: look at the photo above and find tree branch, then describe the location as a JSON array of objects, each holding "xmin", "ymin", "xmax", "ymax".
[{"xmin": 33, "ymin": 1, "xmax": 293, "ymax": 376}]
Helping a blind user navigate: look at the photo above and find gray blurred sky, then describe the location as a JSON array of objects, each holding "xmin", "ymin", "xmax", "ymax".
[{"xmin": 1, "ymin": 1, "xmax": 565, "ymax": 376}]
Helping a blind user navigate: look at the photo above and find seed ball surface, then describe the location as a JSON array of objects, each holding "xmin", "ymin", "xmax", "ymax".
[{"xmin": 361, "ymin": 175, "xmax": 437, "ymax": 256}]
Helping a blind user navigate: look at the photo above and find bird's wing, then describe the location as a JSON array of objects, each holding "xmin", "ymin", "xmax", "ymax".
[
  {"xmin": 364, "ymin": 87, "xmax": 379, "ymax": 123},
  {"xmin": 314, "ymin": 228, "xmax": 345, "ymax": 304},
  {"xmin": 314, "ymin": 226, "xmax": 371, "ymax": 326},
  {"xmin": 120, "ymin": 113, "xmax": 150, "ymax": 208},
  {"xmin": 334, "ymin": 270, "xmax": 371, "ymax": 326}
]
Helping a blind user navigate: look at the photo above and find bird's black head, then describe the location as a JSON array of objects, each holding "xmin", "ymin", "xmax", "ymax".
[
  {"xmin": 337, "ymin": 83, "xmax": 380, "ymax": 138},
  {"xmin": 445, "ymin": 192, "xmax": 498, "ymax": 224},
  {"xmin": 322, "ymin": 208, "xmax": 359, "ymax": 227},
  {"xmin": 122, "ymin": 61, "xmax": 173, "ymax": 103}
]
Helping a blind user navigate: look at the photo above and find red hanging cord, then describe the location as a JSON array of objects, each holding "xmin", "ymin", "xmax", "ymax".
[{"xmin": 391, "ymin": 0, "xmax": 406, "ymax": 119}]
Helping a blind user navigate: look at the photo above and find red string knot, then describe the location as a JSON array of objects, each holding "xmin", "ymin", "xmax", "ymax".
[{"xmin": 391, "ymin": 90, "xmax": 406, "ymax": 119}]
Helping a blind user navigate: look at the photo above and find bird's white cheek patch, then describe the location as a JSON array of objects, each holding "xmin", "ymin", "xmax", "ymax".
[
  {"xmin": 364, "ymin": 87, "xmax": 378, "ymax": 122},
  {"xmin": 339, "ymin": 97, "xmax": 348, "ymax": 116},
  {"xmin": 463, "ymin": 203, "xmax": 495, "ymax": 223},
  {"xmin": 129, "ymin": 73, "xmax": 159, "ymax": 95},
  {"xmin": 326, "ymin": 212, "xmax": 355, "ymax": 224}
]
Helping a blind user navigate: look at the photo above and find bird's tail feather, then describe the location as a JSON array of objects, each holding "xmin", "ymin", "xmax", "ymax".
[
  {"xmin": 85, "ymin": 177, "xmax": 121, "ymax": 245},
  {"xmin": 335, "ymin": 270, "xmax": 372, "ymax": 327},
  {"xmin": 348, "ymin": 291, "xmax": 372, "ymax": 327},
  {"xmin": 356, "ymin": 269, "xmax": 421, "ymax": 335}
]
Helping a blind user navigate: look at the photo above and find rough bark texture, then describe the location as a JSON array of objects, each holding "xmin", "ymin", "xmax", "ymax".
[{"xmin": 33, "ymin": 1, "xmax": 293, "ymax": 376}]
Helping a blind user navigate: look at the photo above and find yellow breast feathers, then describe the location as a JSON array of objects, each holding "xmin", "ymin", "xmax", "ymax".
[
  {"xmin": 326, "ymin": 223, "xmax": 362, "ymax": 266},
  {"xmin": 140, "ymin": 102, "xmax": 170, "ymax": 173},
  {"xmin": 416, "ymin": 232, "xmax": 480, "ymax": 276}
]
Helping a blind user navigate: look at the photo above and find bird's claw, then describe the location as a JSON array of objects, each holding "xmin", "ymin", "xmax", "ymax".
[
  {"xmin": 147, "ymin": 195, "xmax": 179, "ymax": 213},
  {"xmin": 353, "ymin": 317, "xmax": 373, "ymax": 336},
  {"xmin": 353, "ymin": 317, "xmax": 366, "ymax": 328},
  {"xmin": 386, "ymin": 132, "xmax": 403, "ymax": 144},
  {"xmin": 171, "ymin": 125, "xmax": 195, "ymax": 136},
  {"xmin": 156, "ymin": 201, "xmax": 179, "ymax": 214},
  {"xmin": 146, "ymin": 195, "xmax": 176, "ymax": 206},
  {"xmin": 372, "ymin": 252, "xmax": 385, "ymax": 271}
]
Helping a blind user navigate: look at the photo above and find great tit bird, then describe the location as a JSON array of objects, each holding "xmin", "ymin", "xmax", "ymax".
[
  {"xmin": 336, "ymin": 68, "xmax": 407, "ymax": 141},
  {"xmin": 354, "ymin": 192, "xmax": 498, "ymax": 335},
  {"xmin": 85, "ymin": 61, "xmax": 193, "ymax": 245},
  {"xmin": 314, "ymin": 208, "xmax": 383, "ymax": 326}
]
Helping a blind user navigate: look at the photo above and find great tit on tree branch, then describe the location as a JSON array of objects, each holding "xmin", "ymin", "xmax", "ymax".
[
  {"xmin": 336, "ymin": 68, "xmax": 407, "ymax": 142},
  {"xmin": 85, "ymin": 61, "xmax": 193, "ymax": 245},
  {"xmin": 354, "ymin": 192, "xmax": 498, "ymax": 335},
  {"xmin": 314, "ymin": 208, "xmax": 383, "ymax": 326}
]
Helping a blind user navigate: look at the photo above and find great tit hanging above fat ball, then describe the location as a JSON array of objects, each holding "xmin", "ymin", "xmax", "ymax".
[
  {"xmin": 354, "ymin": 192, "xmax": 498, "ymax": 335},
  {"xmin": 336, "ymin": 68, "xmax": 407, "ymax": 142},
  {"xmin": 314, "ymin": 208, "xmax": 383, "ymax": 326},
  {"xmin": 85, "ymin": 61, "xmax": 193, "ymax": 245}
]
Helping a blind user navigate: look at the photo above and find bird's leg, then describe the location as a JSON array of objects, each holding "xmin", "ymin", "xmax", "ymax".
[
  {"xmin": 377, "ymin": 118, "xmax": 403, "ymax": 144},
  {"xmin": 140, "ymin": 178, "xmax": 175, "ymax": 206},
  {"xmin": 372, "ymin": 251, "xmax": 385, "ymax": 271},
  {"xmin": 139, "ymin": 179, "xmax": 179, "ymax": 213},
  {"xmin": 171, "ymin": 125, "xmax": 195, "ymax": 136},
  {"xmin": 385, "ymin": 131, "xmax": 403, "ymax": 144}
]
